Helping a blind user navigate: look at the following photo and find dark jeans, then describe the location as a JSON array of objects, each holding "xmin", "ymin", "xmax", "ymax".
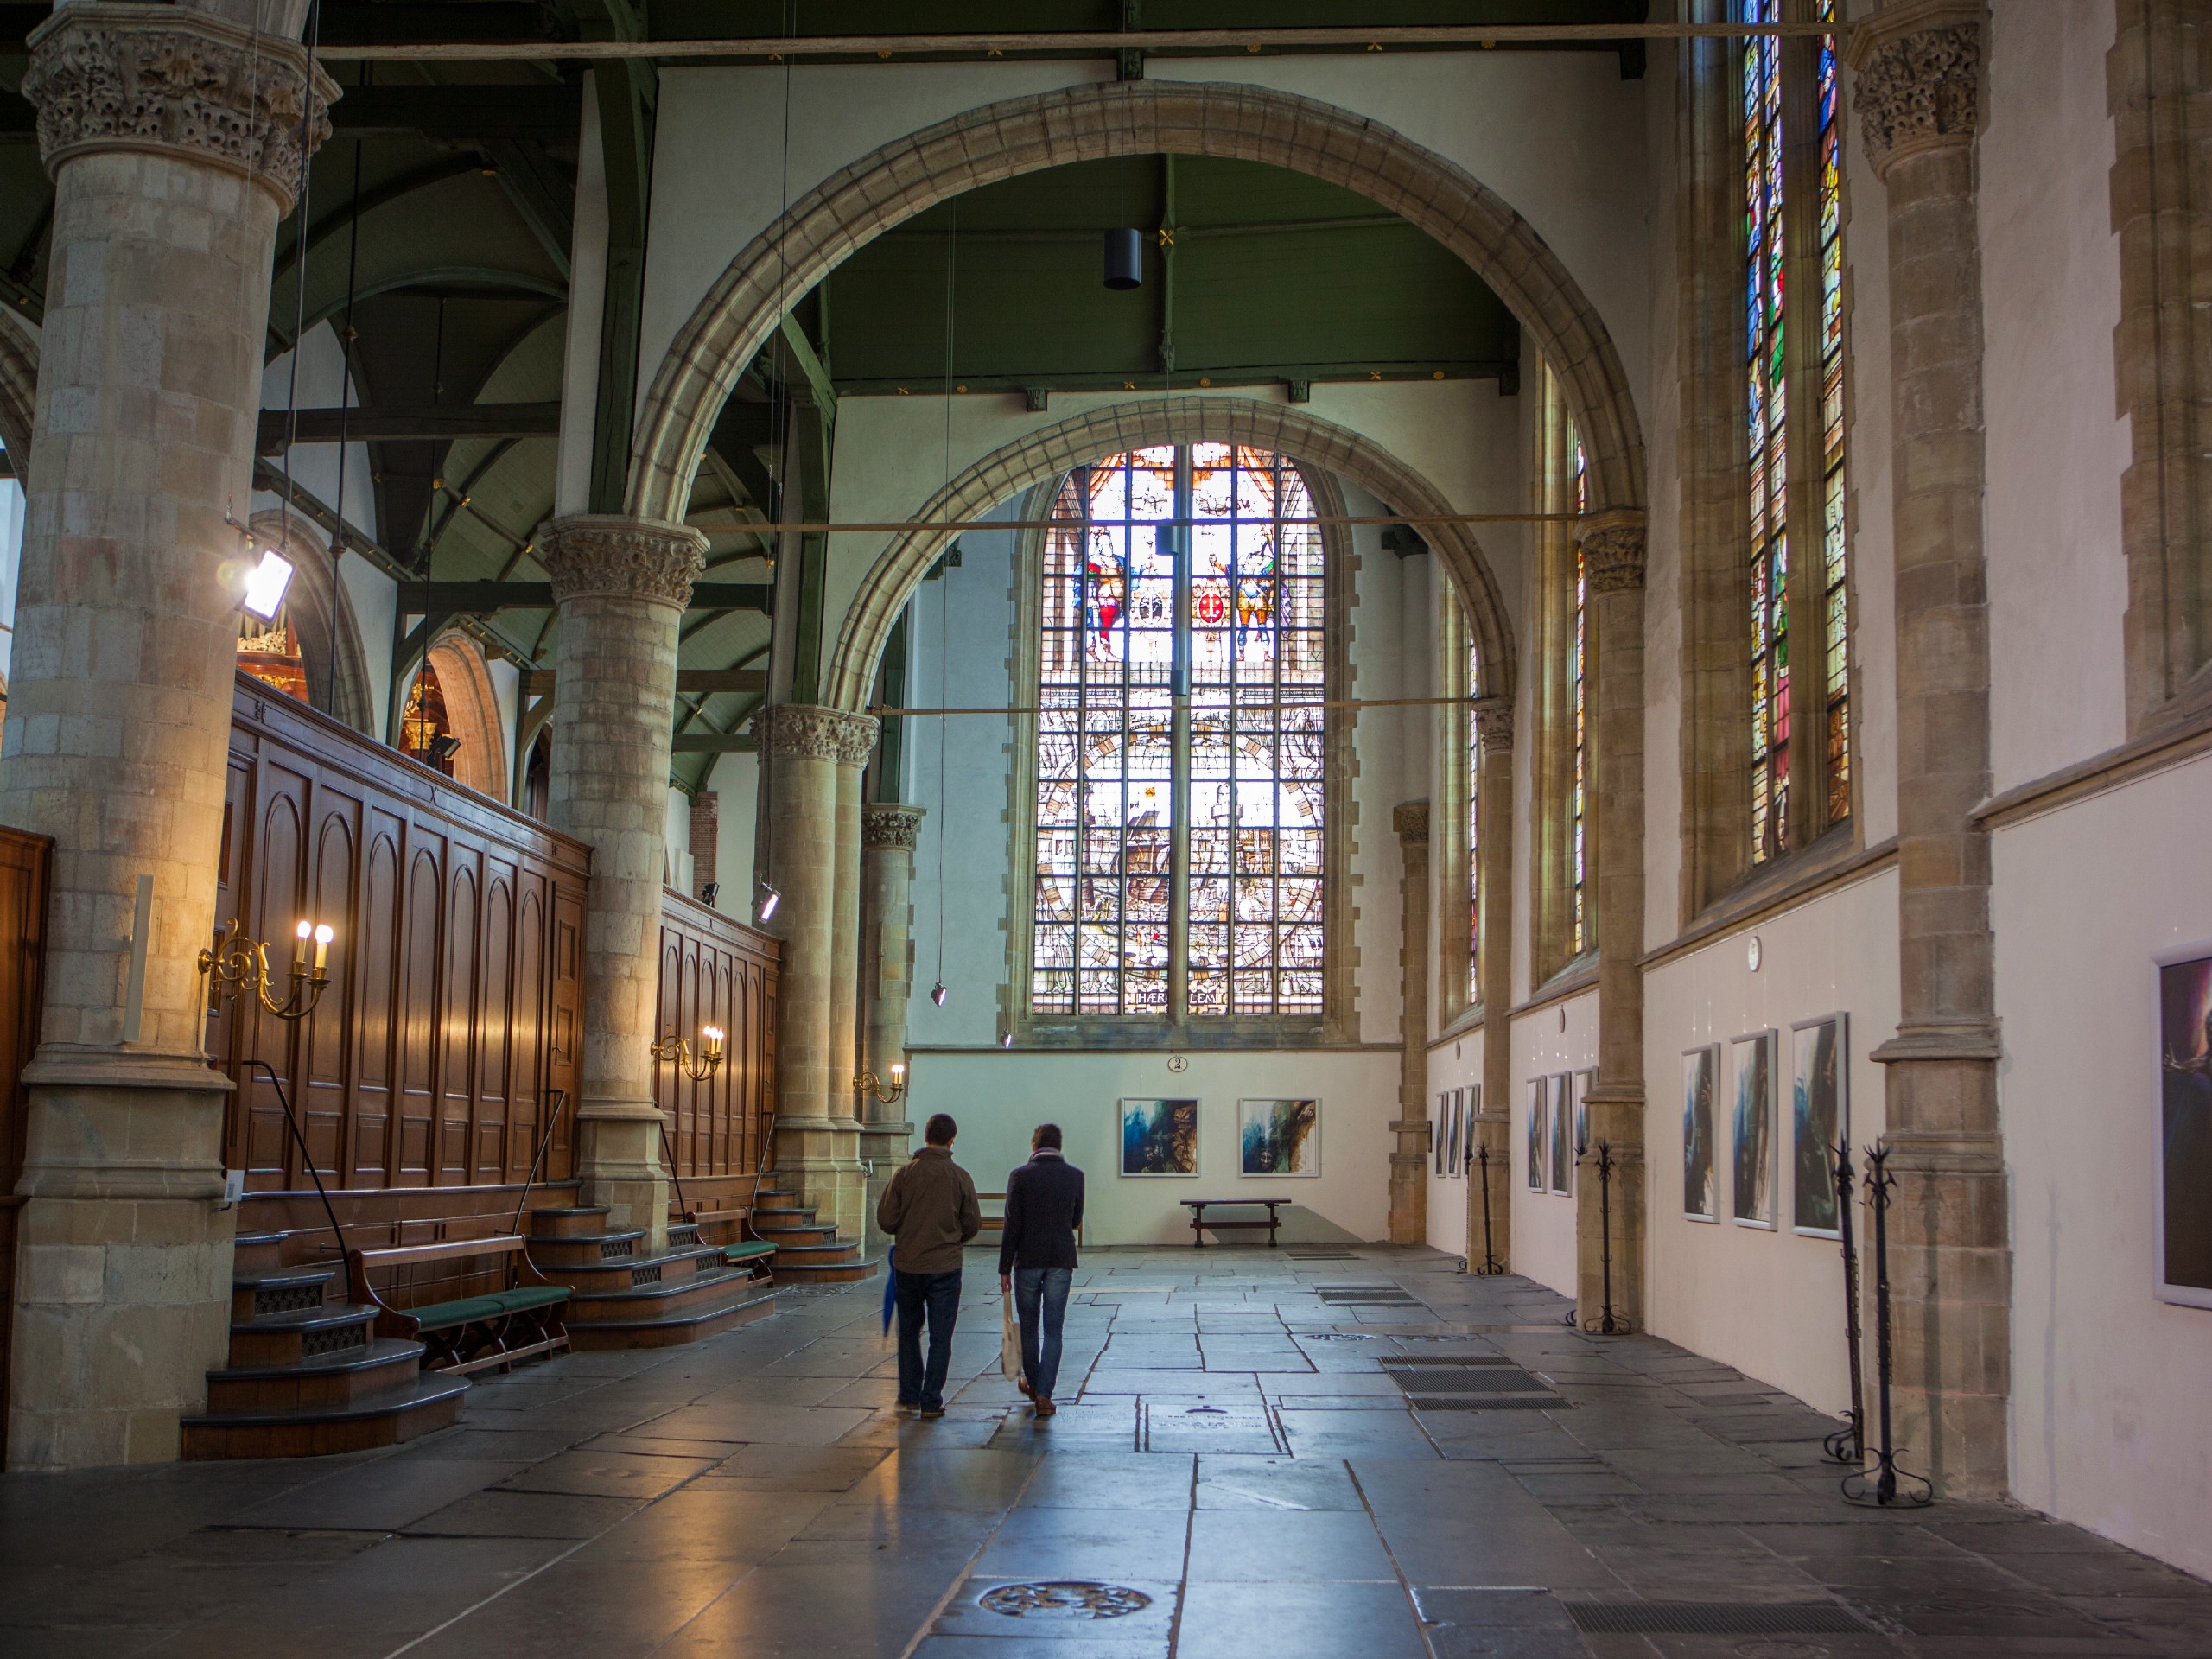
[
  {"xmin": 1014, "ymin": 1266, "xmax": 1073, "ymax": 1401},
  {"xmin": 893, "ymin": 1267, "xmax": 962, "ymax": 1410}
]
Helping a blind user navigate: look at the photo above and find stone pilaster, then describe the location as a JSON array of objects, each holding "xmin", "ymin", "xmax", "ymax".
[
  {"xmin": 1389, "ymin": 800, "xmax": 1431, "ymax": 1246},
  {"xmin": 540, "ymin": 513, "xmax": 707, "ymax": 1254},
  {"xmin": 1470, "ymin": 697, "xmax": 1517, "ymax": 1273},
  {"xmin": 1850, "ymin": 0, "xmax": 2009, "ymax": 1500},
  {"xmin": 858, "ymin": 804, "xmax": 924, "ymax": 1256},
  {"xmin": 1578, "ymin": 510, "xmax": 1648, "ymax": 1333},
  {"xmin": 759, "ymin": 704, "xmax": 874, "ymax": 1242},
  {"xmin": 0, "ymin": 2, "xmax": 334, "ymax": 1470},
  {"xmin": 827, "ymin": 715, "xmax": 878, "ymax": 1243},
  {"xmin": 689, "ymin": 791, "xmax": 720, "ymax": 905}
]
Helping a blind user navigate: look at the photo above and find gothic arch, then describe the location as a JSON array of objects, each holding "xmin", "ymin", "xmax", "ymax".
[
  {"xmin": 419, "ymin": 634, "xmax": 510, "ymax": 802},
  {"xmin": 626, "ymin": 78, "xmax": 1647, "ymax": 530},
  {"xmin": 0, "ymin": 306, "xmax": 39, "ymax": 478},
  {"xmin": 246, "ymin": 509, "xmax": 374, "ymax": 735},
  {"xmin": 825, "ymin": 397, "xmax": 1513, "ymax": 714}
]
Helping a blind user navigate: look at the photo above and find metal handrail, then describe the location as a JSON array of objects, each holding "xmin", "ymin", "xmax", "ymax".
[{"xmin": 507, "ymin": 1088, "xmax": 571, "ymax": 1236}]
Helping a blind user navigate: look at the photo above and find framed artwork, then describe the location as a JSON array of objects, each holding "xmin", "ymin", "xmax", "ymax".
[
  {"xmin": 1121, "ymin": 1098, "xmax": 1199, "ymax": 1176},
  {"xmin": 1433, "ymin": 1092, "xmax": 1448, "ymax": 1176},
  {"xmin": 1526, "ymin": 1077, "xmax": 1548, "ymax": 1192},
  {"xmin": 1575, "ymin": 1067, "xmax": 1597, "ymax": 1157},
  {"xmin": 1731, "ymin": 1031, "xmax": 1777, "ymax": 1228},
  {"xmin": 1549, "ymin": 1071, "xmax": 1573, "ymax": 1194},
  {"xmin": 1682, "ymin": 1046, "xmax": 1719, "ymax": 1222},
  {"xmin": 1463, "ymin": 1083, "xmax": 1483, "ymax": 1174},
  {"xmin": 2158, "ymin": 951, "xmax": 2212, "ymax": 1307},
  {"xmin": 1241, "ymin": 1098, "xmax": 1319, "ymax": 1177},
  {"xmin": 1446, "ymin": 1090, "xmax": 1465, "ymax": 1179},
  {"xmin": 1791, "ymin": 1014, "xmax": 1849, "ymax": 1237}
]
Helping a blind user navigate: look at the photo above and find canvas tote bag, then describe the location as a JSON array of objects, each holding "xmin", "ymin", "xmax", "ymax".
[{"xmin": 1001, "ymin": 1287, "xmax": 1023, "ymax": 1383}]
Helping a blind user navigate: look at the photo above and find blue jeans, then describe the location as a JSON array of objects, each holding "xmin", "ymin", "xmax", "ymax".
[
  {"xmin": 893, "ymin": 1268, "xmax": 962, "ymax": 1411},
  {"xmin": 1014, "ymin": 1266, "xmax": 1073, "ymax": 1401}
]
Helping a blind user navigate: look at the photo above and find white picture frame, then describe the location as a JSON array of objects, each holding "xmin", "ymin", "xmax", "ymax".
[
  {"xmin": 1790, "ymin": 1014, "xmax": 1849, "ymax": 1239},
  {"xmin": 1730, "ymin": 1030, "xmax": 1778, "ymax": 1229}
]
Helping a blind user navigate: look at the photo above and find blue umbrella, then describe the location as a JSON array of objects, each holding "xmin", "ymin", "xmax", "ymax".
[{"xmin": 880, "ymin": 1260, "xmax": 897, "ymax": 1336}]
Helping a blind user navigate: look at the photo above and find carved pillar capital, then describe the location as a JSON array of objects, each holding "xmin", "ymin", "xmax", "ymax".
[
  {"xmin": 756, "ymin": 702, "xmax": 879, "ymax": 765},
  {"xmin": 834, "ymin": 712, "xmax": 882, "ymax": 769},
  {"xmin": 537, "ymin": 514, "xmax": 708, "ymax": 608},
  {"xmin": 1847, "ymin": 0, "xmax": 1985, "ymax": 181},
  {"xmin": 1576, "ymin": 509, "xmax": 1648, "ymax": 594},
  {"xmin": 1472, "ymin": 695, "xmax": 1516, "ymax": 749},
  {"xmin": 22, "ymin": 3, "xmax": 340, "ymax": 213},
  {"xmin": 1392, "ymin": 798, "xmax": 1431, "ymax": 844},
  {"xmin": 861, "ymin": 803, "xmax": 925, "ymax": 852}
]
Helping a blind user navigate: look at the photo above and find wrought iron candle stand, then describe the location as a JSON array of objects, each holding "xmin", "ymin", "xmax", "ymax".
[
  {"xmin": 651, "ymin": 1028, "xmax": 726, "ymax": 1223},
  {"xmin": 1473, "ymin": 1142, "xmax": 1507, "ymax": 1275},
  {"xmin": 1581, "ymin": 1140, "xmax": 1624, "ymax": 1336},
  {"xmin": 1823, "ymin": 1140, "xmax": 1868, "ymax": 1466},
  {"xmin": 1841, "ymin": 1145, "xmax": 1932, "ymax": 1508}
]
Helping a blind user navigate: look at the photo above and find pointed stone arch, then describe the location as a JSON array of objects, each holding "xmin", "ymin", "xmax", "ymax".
[
  {"xmin": 626, "ymin": 78, "xmax": 1646, "ymax": 532},
  {"xmin": 824, "ymin": 397, "xmax": 1512, "ymax": 714},
  {"xmin": 246, "ymin": 509, "xmax": 375, "ymax": 735}
]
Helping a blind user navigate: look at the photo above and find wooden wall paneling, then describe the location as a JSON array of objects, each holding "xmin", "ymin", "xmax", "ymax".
[
  {"xmin": 655, "ymin": 889, "xmax": 779, "ymax": 1192},
  {"xmin": 0, "ymin": 826, "xmax": 52, "ymax": 1469}
]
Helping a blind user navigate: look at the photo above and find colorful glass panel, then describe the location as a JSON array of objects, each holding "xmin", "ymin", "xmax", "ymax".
[
  {"xmin": 1745, "ymin": 0, "xmax": 1791, "ymax": 862},
  {"xmin": 1571, "ymin": 437, "xmax": 1588, "ymax": 957},
  {"xmin": 1817, "ymin": 0, "xmax": 1852, "ymax": 823}
]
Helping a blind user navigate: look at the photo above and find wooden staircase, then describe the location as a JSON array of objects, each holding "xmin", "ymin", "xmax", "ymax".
[
  {"xmin": 747, "ymin": 1182, "xmax": 879, "ymax": 1283},
  {"xmin": 180, "ymin": 1231, "xmax": 467, "ymax": 1459},
  {"xmin": 525, "ymin": 1205, "xmax": 777, "ymax": 1345}
]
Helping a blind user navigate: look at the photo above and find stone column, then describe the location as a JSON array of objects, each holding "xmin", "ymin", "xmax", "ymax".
[
  {"xmin": 1850, "ymin": 2, "xmax": 2007, "ymax": 1499},
  {"xmin": 0, "ymin": 2, "xmax": 333, "ymax": 1470},
  {"xmin": 1579, "ymin": 511, "xmax": 1649, "ymax": 1332},
  {"xmin": 759, "ymin": 704, "xmax": 874, "ymax": 1242},
  {"xmin": 540, "ymin": 513, "xmax": 707, "ymax": 1255},
  {"xmin": 1389, "ymin": 801, "xmax": 1431, "ymax": 1245},
  {"xmin": 858, "ymin": 804, "xmax": 924, "ymax": 1256},
  {"xmin": 689, "ymin": 791, "xmax": 719, "ymax": 905},
  {"xmin": 1470, "ymin": 697, "xmax": 1517, "ymax": 1272},
  {"xmin": 823, "ymin": 719, "xmax": 877, "ymax": 1242}
]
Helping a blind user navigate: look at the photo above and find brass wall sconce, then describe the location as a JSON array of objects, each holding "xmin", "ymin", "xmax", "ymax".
[
  {"xmin": 855, "ymin": 1061, "xmax": 907, "ymax": 1106},
  {"xmin": 200, "ymin": 915, "xmax": 334, "ymax": 1022},
  {"xmin": 652, "ymin": 1025, "xmax": 724, "ymax": 1083}
]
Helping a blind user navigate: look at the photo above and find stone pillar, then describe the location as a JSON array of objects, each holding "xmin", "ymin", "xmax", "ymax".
[
  {"xmin": 689, "ymin": 791, "xmax": 719, "ymax": 905},
  {"xmin": 758, "ymin": 704, "xmax": 874, "ymax": 1241},
  {"xmin": 824, "ymin": 719, "xmax": 877, "ymax": 1242},
  {"xmin": 539, "ymin": 513, "xmax": 707, "ymax": 1255},
  {"xmin": 858, "ymin": 804, "xmax": 924, "ymax": 1256},
  {"xmin": 0, "ymin": 3, "xmax": 333, "ymax": 1470},
  {"xmin": 1389, "ymin": 801, "xmax": 1431, "ymax": 1245},
  {"xmin": 1850, "ymin": 2, "xmax": 2007, "ymax": 1500},
  {"xmin": 1470, "ymin": 698, "xmax": 1517, "ymax": 1272},
  {"xmin": 1579, "ymin": 511, "xmax": 1649, "ymax": 1332}
]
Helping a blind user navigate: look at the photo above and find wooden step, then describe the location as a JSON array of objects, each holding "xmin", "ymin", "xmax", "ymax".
[
  {"xmin": 752, "ymin": 1188, "xmax": 805, "ymax": 1213},
  {"xmin": 561, "ymin": 1263, "xmax": 766, "ymax": 1324},
  {"xmin": 526, "ymin": 1229, "xmax": 645, "ymax": 1269},
  {"xmin": 529, "ymin": 1205, "xmax": 613, "ymax": 1239},
  {"xmin": 531, "ymin": 1243, "xmax": 728, "ymax": 1294},
  {"xmin": 232, "ymin": 1231, "xmax": 288, "ymax": 1274},
  {"xmin": 752, "ymin": 1219, "xmax": 836, "ymax": 1245},
  {"xmin": 203, "ymin": 1337, "xmax": 426, "ymax": 1414},
  {"xmin": 564, "ymin": 1280, "xmax": 779, "ymax": 1350},
  {"xmin": 773, "ymin": 1253, "xmax": 881, "ymax": 1285},
  {"xmin": 229, "ymin": 1268, "xmax": 336, "ymax": 1322},
  {"xmin": 181, "ymin": 1371, "xmax": 468, "ymax": 1460},
  {"xmin": 227, "ymin": 1303, "xmax": 377, "ymax": 1368}
]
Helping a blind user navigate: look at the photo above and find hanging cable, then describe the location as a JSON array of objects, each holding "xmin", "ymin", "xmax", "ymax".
[
  {"xmin": 276, "ymin": 0, "xmax": 327, "ymax": 561},
  {"xmin": 325, "ymin": 67, "xmax": 366, "ymax": 718}
]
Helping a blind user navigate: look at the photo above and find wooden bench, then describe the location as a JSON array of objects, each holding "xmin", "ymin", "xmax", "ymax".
[
  {"xmin": 346, "ymin": 1236, "xmax": 569, "ymax": 1376},
  {"xmin": 977, "ymin": 1192, "xmax": 1083, "ymax": 1246},
  {"xmin": 1184, "ymin": 1198, "xmax": 1292, "ymax": 1248},
  {"xmin": 723, "ymin": 1238, "xmax": 776, "ymax": 1277}
]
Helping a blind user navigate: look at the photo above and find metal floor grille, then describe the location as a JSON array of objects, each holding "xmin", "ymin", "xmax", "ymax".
[
  {"xmin": 1564, "ymin": 1602, "xmax": 1872, "ymax": 1636},
  {"xmin": 1315, "ymin": 1286, "xmax": 1419, "ymax": 1306},
  {"xmin": 1386, "ymin": 1368, "xmax": 1548, "ymax": 1392},
  {"xmin": 1382, "ymin": 1357, "xmax": 1565, "ymax": 1411},
  {"xmin": 1407, "ymin": 1395, "xmax": 1561, "ymax": 1410}
]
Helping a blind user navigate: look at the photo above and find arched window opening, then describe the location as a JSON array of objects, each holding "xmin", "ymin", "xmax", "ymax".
[
  {"xmin": 237, "ymin": 607, "xmax": 309, "ymax": 704},
  {"xmin": 1570, "ymin": 438, "xmax": 1589, "ymax": 957},
  {"xmin": 1030, "ymin": 443, "xmax": 1327, "ymax": 1020},
  {"xmin": 523, "ymin": 727, "xmax": 552, "ymax": 822},
  {"xmin": 399, "ymin": 660, "xmax": 458, "ymax": 777}
]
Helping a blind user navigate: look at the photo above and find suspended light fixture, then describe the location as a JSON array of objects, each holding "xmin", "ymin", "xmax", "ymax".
[
  {"xmin": 931, "ymin": 980, "xmax": 949, "ymax": 1007},
  {"xmin": 1103, "ymin": 226, "xmax": 1142, "ymax": 290},
  {"xmin": 755, "ymin": 880, "xmax": 781, "ymax": 924},
  {"xmin": 238, "ymin": 547, "xmax": 296, "ymax": 621}
]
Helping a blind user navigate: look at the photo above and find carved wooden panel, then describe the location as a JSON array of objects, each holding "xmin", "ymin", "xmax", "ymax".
[
  {"xmin": 216, "ymin": 676, "xmax": 588, "ymax": 1191},
  {"xmin": 657, "ymin": 887, "xmax": 779, "ymax": 1188},
  {"xmin": 0, "ymin": 824, "xmax": 50, "ymax": 1465}
]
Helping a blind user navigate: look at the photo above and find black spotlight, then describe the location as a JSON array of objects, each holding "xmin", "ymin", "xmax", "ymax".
[
  {"xmin": 427, "ymin": 734, "xmax": 462, "ymax": 765},
  {"xmin": 1103, "ymin": 227, "xmax": 1143, "ymax": 290}
]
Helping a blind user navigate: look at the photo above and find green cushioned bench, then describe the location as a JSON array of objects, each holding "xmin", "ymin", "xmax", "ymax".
[
  {"xmin": 724, "ymin": 1239, "xmax": 776, "ymax": 1281},
  {"xmin": 347, "ymin": 1236, "xmax": 570, "ymax": 1377}
]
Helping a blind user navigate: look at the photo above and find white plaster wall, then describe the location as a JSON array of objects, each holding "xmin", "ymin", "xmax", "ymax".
[
  {"xmin": 708, "ymin": 750, "xmax": 760, "ymax": 912},
  {"xmin": 1980, "ymin": 0, "xmax": 2129, "ymax": 791},
  {"xmin": 1641, "ymin": 869, "xmax": 1899, "ymax": 1417},
  {"xmin": 0, "ymin": 477, "xmax": 24, "ymax": 686},
  {"xmin": 1509, "ymin": 990, "xmax": 1599, "ymax": 1297},
  {"xmin": 556, "ymin": 77, "xmax": 607, "ymax": 518},
  {"xmin": 906, "ymin": 1048, "xmax": 1395, "ymax": 1246},
  {"xmin": 255, "ymin": 323, "xmax": 378, "ymax": 543},
  {"xmin": 1345, "ymin": 481, "xmax": 1417, "ymax": 1052},
  {"xmin": 1425, "ymin": 1026, "xmax": 1483, "ymax": 1263},
  {"xmin": 1994, "ymin": 755, "xmax": 2212, "ymax": 1582},
  {"xmin": 341, "ymin": 555, "xmax": 396, "ymax": 741},
  {"xmin": 664, "ymin": 786, "xmax": 694, "ymax": 895}
]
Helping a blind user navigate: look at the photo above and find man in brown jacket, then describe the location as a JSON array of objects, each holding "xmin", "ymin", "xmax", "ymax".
[{"xmin": 875, "ymin": 1112, "xmax": 982, "ymax": 1417}]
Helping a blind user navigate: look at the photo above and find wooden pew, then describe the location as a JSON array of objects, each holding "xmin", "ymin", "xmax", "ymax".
[{"xmin": 347, "ymin": 1236, "xmax": 569, "ymax": 1376}]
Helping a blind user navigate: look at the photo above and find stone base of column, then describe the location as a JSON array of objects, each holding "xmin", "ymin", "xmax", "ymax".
[
  {"xmin": 574, "ymin": 1110, "xmax": 670, "ymax": 1254},
  {"xmin": 1469, "ymin": 1114, "xmax": 1513, "ymax": 1272},
  {"xmin": 860, "ymin": 1120, "xmax": 913, "ymax": 1258},
  {"xmin": 774, "ymin": 1116, "xmax": 868, "ymax": 1245},
  {"xmin": 1387, "ymin": 1122, "xmax": 1429, "ymax": 1245},
  {"xmin": 7, "ymin": 1064, "xmax": 234, "ymax": 1470},
  {"xmin": 1575, "ymin": 1085, "xmax": 1646, "ymax": 1333}
]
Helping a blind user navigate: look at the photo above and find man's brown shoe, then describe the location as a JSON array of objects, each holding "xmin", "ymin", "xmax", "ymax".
[
  {"xmin": 1016, "ymin": 1376, "xmax": 1033, "ymax": 1397},
  {"xmin": 1033, "ymin": 1398, "xmax": 1057, "ymax": 1418}
]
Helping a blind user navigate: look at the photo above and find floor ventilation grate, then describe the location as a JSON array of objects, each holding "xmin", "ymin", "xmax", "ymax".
[
  {"xmin": 1381, "ymin": 1357, "xmax": 1566, "ymax": 1410},
  {"xmin": 1315, "ymin": 1287, "xmax": 1420, "ymax": 1306},
  {"xmin": 1408, "ymin": 1395, "xmax": 1561, "ymax": 1410},
  {"xmin": 1563, "ymin": 1603, "xmax": 1872, "ymax": 1636}
]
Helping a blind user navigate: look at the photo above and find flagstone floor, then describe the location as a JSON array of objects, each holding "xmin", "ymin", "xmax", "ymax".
[{"xmin": 3, "ymin": 1248, "xmax": 2209, "ymax": 1658}]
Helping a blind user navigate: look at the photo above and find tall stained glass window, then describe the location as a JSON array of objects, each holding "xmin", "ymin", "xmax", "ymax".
[
  {"xmin": 1745, "ymin": 0, "xmax": 1790, "ymax": 863},
  {"xmin": 1570, "ymin": 438, "xmax": 1589, "ymax": 957},
  {"xmin": 1030, "ymin": 444, "xmax": 1327, "ymax": 1020},
  {"xmin": 1467, "ymin": 638, "xmax": 1482, "ymax": 1007},
  {"xmin": 1815, "ymin": 0, "xmax": 1851, "ymax": 824}
]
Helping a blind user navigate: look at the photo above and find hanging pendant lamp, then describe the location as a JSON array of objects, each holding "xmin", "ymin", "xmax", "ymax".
[{"xmin": 1103, "ymin": 226, "xmax": 1143, "ymax": 290}]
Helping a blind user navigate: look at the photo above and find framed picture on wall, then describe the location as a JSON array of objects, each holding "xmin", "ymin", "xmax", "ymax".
[
  {"xmin": 1731, "ymin": 1031, "xmax": 1777, "ymax": 1228},
  {"xmin": 2158, "ymin": 950, "xmax": 2212, "ymax": 1308},
  {"xmin": 1433, "ymin": 1092, "xmax": 1448, "ymax": 1176},
  {"xmin": 1683, "ymin": 1046, "xmax": 1719, "ymax": 1222},
  {"xmin": 1446, "ymin": 1090, "xmax": 1465, "ymax": 1179},
  {"xmin": 1575, "ymin": 1067, "xmax": 1597, "ymax": 1157},
  {"xmin": 1121, "ymin": 1098, "xmax": 1199, "ymax": 1177},
  {"xmin": 1526, "ymin": 1077, "xmax": 1548, "ymax": 1192},
  {"xmin": 1791, "ymin": 1014, "xmax": 1849, "ymax": 1238},
  {"xmin": 1240, "ymin": 1098, "xmax": 1319, "ymax": 1177},
  {"xmin": 1463, "ymin": 1082, "xmax": 1483, "ymax": 1174},
  {"xmin": 1549, "ymin": 1071, "xmax": 1573, "ymax": 1194}
]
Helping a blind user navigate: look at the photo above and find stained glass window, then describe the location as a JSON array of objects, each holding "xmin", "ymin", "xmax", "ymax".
[
  {"xmin": 1467, "ymin": 637, "xmax": 1482, "ymax": 1007},
  {"xmin": 1030, "ymin": 444, "xmax": 1326, "ymax": 1019},
  {"xmin": 1745, "ymin": 0, "xmax": 1791, "ymax": 863},
  {"xmin": 1816, "ymin": 0, "xmax": 1852, "ymax": 824},
  {"xmin": 1570, "ymin": 437, "xmax": 1589, "ymax": 957}
]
